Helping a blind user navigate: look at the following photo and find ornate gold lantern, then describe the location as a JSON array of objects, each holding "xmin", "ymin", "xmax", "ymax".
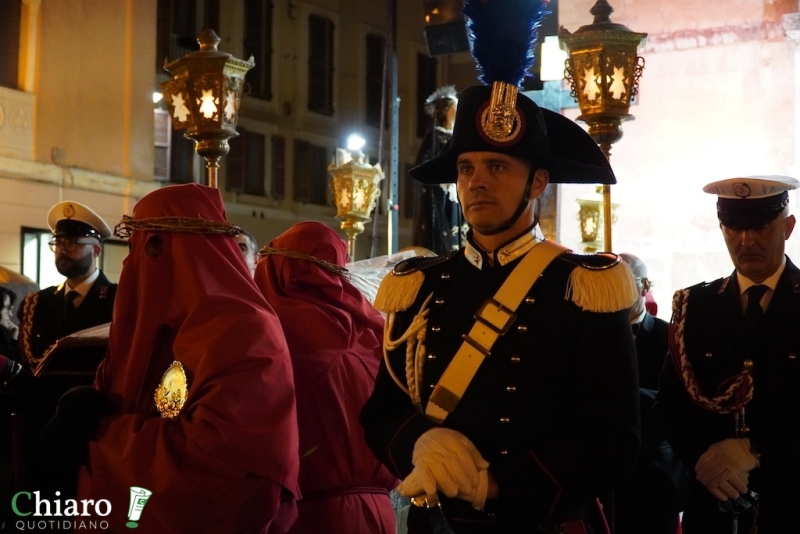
[
  {"xmin": 328, "ymin": 145, "xmax": 384, "ymax": 259},
  {"xmin": 559, "ymin": 0, "xmax": 646, "ymax": 251},
  {"xmin": 577, "ymin": 186, "xmax": 619, "ymax": 252},
  {"xmin": 160, "ymin": 29, "xmax": 254, "ymax": 188}
]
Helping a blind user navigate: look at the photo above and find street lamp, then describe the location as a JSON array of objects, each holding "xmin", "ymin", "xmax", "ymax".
[
  {"xmin": 559, "ymin": 0, "xmax": 646, "ymax": 251},
  {"xmin": 159, "ymin": 29, "xmax": 254, "ymax": 188},
  {"xmin": 328, "ymin": 136, "xmax": 385, "ymax": 260}
]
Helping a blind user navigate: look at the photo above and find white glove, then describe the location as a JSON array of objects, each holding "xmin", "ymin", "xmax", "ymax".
[
  {"xmin": 696, "ymin": 438, "xmax": 759, "ymax": 499},
  {"xmin": 709, "ymin": 471, "xmax": 749, "ymax": 501},
  {"xmin": 396, "ymin": 428, "xmax": 490, "ymax": 508}
]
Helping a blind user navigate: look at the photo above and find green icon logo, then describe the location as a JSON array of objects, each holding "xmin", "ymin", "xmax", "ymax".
[{"xmin": 125, "ymin": 487, "xmax": 152, "ymax": 528}]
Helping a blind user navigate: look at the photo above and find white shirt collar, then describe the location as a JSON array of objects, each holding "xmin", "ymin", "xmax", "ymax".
[
  {"xmin": 66, "ymin": 268, "xmax": 100, "ymax": 298},
  {"xmin": 736, "ymin": 256, "xmax": 786, "ymax": 295},
  {"xmin": 463, "ymin": 226, "xmax": 544, "ymax": 269}
]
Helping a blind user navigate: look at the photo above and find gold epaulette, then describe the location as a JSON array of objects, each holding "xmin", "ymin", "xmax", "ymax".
[
  {"xmin": 374, "ymin": 253, "xmax": 455, "ymax": 314},
  {"xmin": 564, "ymin": 252, "xmax": 638, "ymax": 313}
]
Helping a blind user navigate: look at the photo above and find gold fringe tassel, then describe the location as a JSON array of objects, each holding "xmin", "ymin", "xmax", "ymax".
[
  {"xmin": 568, "ymin": 261, "xmax": 638, "ymax": 313},
  {"xmin": 374, "ymin": 270, "xmax": 425, "ymax": 314}
]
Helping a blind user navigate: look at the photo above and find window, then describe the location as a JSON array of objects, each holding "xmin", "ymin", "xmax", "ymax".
[
  {"xmin": 293, "ymin": 140, "xmax": 330, "ymax": 206},
  {"xmin": 156, "ymin": 0, "xmax": 220, "ymax": 71},
  {"xmin": 0, "ymin": 0, "xmax": 22, "ymax": 89},
  {"xmin": 154, "ymin": 109, "xmax": 171, "ymax": 181},
  {"xmin": 521, "ymin": 0, "xmax": 558, "ymax": 92},
  {"xmin": 308, "ymin": 15, "xmax": 335, "ymax": 115},
  {"xmin": 271, "ymin": 135, "xmax": 286, "ymax": 200},
  {"xmin": 226, "ymin": 128, "xmax": 266, "ymax": 196},
  {"xmin": 365, "ymin": 34, "xmax": 385, "ymax": 128},
  {"xmin": 416, "ymin": 53, "xmax": 438, "ymax": 138},
  {"xmin": 244, "ymin": 0, "xmax": 274, "ymax": 100},
  {"xmin": 156, "ymin": 0, "xmax": 218, "ymax": 185}
]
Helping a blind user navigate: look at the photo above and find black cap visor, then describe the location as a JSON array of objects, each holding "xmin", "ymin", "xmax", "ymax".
[
  {"xmin": 54, "ymin": 219, "xmax": 102, "ymax": 240},
  {"xmin": 717, "ymin": 192, "xmax": 789, "ymax": 230}
]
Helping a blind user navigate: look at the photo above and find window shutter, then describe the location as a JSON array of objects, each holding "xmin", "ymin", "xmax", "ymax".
[
  {"xmin": 226, "ymin": 131, "xmax": 246, "ymax": 192},
  {"xmin": 0, "ymin": 0, "xmax": 22, "ymax": 89},
  {"xmin": 154, "ymin": 110, "xmax": 172, "ymax": 181}
]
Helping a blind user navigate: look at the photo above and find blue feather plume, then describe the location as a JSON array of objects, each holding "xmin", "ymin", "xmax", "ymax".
[{"xmin": 463, "ymin": 0, "xmax": 550, "ymax": 86}]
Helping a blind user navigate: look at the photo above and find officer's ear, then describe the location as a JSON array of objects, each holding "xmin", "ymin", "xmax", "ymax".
[
  {"xmin": 529, "ymin": 168, "xmax": 549, "ymax": 200},
  {"xmin": 92, "ymin": 242, "xmax": 102, "ymax": 259},
  {"xmin": 784, "ymin": 214, "xmax": 796, "ymax": 240}
]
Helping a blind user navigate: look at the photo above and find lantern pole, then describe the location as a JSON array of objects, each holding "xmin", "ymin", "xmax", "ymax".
[{"xmin": 559, "ymin": 0, "xmax": 646, "ymax": 252}]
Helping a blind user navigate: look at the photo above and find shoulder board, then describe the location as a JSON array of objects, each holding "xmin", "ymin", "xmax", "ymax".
[
  {"xmin": 374, "ymin": 252, "xmax": 456, "ymax": 314},
  {"xmin": 392, "ymin": 252, "xmax": 456, "ymax": 276},
  {"xmin": 671, "ymin": 277, "xmax": 730, "ymax": 320},
  {"xmin": 683, "ymin": 277, "xmax": 726, "ymax": 294},
  {"xmin": 562, "ymin": 252, "xmax": 638, "ymax": 313}
]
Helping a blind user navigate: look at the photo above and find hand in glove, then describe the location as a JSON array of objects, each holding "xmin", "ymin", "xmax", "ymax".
[
  {"xmin": 40, "ymin": 386, "xmax": 112, "ymax": 470},
  {"xmin": 709, "ymin": 471, "xmax": 749, "ymax": 501},
  {"xmin": 396, "ymin": 427, "xmax": 490, "ymax": 510},
  {"xmin": 696, "ymin": 438, "xmax": 758, "ymax": 499}
]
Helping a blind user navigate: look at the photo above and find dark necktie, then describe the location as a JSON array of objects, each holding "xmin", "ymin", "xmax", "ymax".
[
  {"xmin": 631, "ymin": 322, "xmax": 641, "ymax": 338},
  {"xmin": 63, "ymin": 290, "xmax": 79, "ymax": 323},
  {"xmin": 744, "ymin": 285, "xmax": 768, "ymax": 324}
]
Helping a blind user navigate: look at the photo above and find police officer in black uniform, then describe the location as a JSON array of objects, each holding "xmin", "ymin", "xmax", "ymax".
[
  {"xmin": 17, "ymin": 200, "xmax": 116, "ymax": 371},
  {"xmin": 2, "ymin": 201, "xmax": 117, "ymax": 528},
  {"xmin": 657, "ymin": 175, "xmax": 800, "ymax": 534},
  {"xmin": 360, "ymin": 74, "xmax": 641, "ymax": 533}
]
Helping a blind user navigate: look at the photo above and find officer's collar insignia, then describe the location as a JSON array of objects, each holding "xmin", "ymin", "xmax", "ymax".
[
  {"xmin": 465, "ymin": 228, "xmax": 540, "ymax": 270},
  {"xmin": 155, "ymin": 360, "xmax": 188, "ymax": 419},
  {"xmin": 497, "ymin": 231, "xmax": 540, "ymax": 265},
  {"xmin": 63, "ymin": 203, "xmax": 76, "ymax": 219},
  {"xmin": 718, "ymin": 276, "xmax": 731, "ymax": 294},
  {"xmin": 791, "ymin": 275, "xmax": 800, "ymax": 293}
]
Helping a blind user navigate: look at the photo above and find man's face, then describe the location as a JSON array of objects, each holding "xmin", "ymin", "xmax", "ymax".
[
  {"xmin": 54, "ymin": 238, "xmax": 97, "ymax": 279},
  {"xmin": 456, "ymin": 151, "xmax": 546, "ymax": 237},
  {"xmin": 721, "ymin": 213, "xmax": 796, "ymax": 283},
  {"xmin": 235, "ymin": 234, "xmax": 257, "ymax": 276},
  {"xmin": 1, "ymin": 295, "xmax": 11, "ymax": 324}
]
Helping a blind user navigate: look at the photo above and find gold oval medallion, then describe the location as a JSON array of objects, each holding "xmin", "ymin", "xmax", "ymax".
[{"xmin": 154, "ymin": 361, "xmax": 188, "ymax": 419}]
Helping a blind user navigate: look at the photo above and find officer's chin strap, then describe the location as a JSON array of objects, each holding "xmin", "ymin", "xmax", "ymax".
[{"xmin": 479, "ymin": 168, "xmax": 536, "ymax": 237}]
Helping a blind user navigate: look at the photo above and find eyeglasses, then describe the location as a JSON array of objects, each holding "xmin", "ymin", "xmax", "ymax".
[{"xmin": 48, "ymin": 237, "xmax": 96, "ymax": 253}]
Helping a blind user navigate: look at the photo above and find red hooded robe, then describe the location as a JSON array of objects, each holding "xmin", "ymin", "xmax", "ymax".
[
  {"xmin": 255, "ymin": 222, "xmax": 397, "ymax": 534},
  {"xmin": 77, "ymin": 184, "xmax": 300, "ymax": 533}
]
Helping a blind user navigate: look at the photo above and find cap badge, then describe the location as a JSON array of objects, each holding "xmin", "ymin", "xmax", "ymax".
[
  {"xmin": 63, "ymin": 203, "xmax": 76, "ymax": 219},
  {"xmin": 478, "ymin": 82, "xmax": 525, "ymax": 146},
  {"xmin": 154, "ymin": 360, "xmax": 188, "ymax": 419},
  {"xmin": 733, "ymin": 182, "xmax": 751, "ymax": 198}
]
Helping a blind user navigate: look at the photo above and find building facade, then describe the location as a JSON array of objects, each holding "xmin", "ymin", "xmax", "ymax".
[{"xmin": 2, "ymin": 0, "xmax": 800, "ymax": 316}]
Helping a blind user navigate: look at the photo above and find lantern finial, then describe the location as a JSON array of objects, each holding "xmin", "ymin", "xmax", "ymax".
[
  {"xmin": 590, "ymin": 0, "xmax": 614, "ymax": 24},
  {"xmin": 197, "ymin": 29, "xmax": 222, "ymax": 52}
]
